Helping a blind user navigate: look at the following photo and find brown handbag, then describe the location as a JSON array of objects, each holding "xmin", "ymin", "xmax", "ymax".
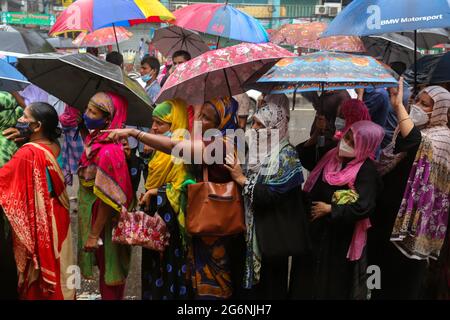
[{"xmin": 186, "ymin": 166, "xmax": 245, "ymax": 236}]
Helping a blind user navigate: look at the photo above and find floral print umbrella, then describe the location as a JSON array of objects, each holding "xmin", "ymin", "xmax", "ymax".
[
  {"xmin": 245, "ymin": 51, "xmax": 398, "ymax": 94},
  {"xmin": 156, "ymin": 42, "xmax": 294, "ymax": 105},
  {"xmin": 271, "ymin": 22, "xmax": 365, "ymax": 53}
]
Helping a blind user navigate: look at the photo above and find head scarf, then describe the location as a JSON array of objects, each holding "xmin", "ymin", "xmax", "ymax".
[
  {"xmin": 145, "ymin": 99, "xmax": 195, "ymax": 240},
  {"xmin": 391, "ymin": 86, "xmax": 450, "ymax": 260},
  {"xmin": 335, "ymin": 99, "xmax": 371, "ymax": 140},
  {"xmin": 207, "ymin": 97, "xmax": 238, "ymax": 135},
  {"xmin": 304, "ymin": 120, "xmax": 385, "ymax": 192},
  {"xmin": 242, "ymin": 102, "xmax": 303, "ymax": 289},
  {"xmin": 78, "ymin": 91, "xmax": 131, "ymax": 210},
  {"xmin": 59, "ymin": 104, "xmax": 80, "ymax": 128},
  {"xmin": 264, "ymin": 94, "xmax": 290, "ymax": 119},
  {"xmin": 248, "ymin": 102, "xmax": 289, "ymax": 174},
  {"xmin": 0, "ymin": 91, "xmax": 23, "ymax": 167}
]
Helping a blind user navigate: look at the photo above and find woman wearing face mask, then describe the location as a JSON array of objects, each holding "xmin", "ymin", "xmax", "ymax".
[
  {"xmin": 369, "ymin": 79, "xmax": 450, "ymax": 300},
  {"xmin": 224, "ymin": 102, "xmax": 309, "ymax": 299},
  {"xmin": 102, "ymin": 97, "xmax": 246, "ymax": 300},
  {"xmin": 293, "ymin": 120, "xmax": 384, "ymax": 299},
  {"xmin": 334, "ymin": 99, "xmax": 371, "ymax": 140},
  {"xmin": 0, "ymin": 102, "xmax": 75, "ymax": 300},
  {"xmin": 139, "ymin": 99, "xmax": 195, "ymax": 300},
  {"xmin": 77, "ymin": 92, "xmax": 133, "ymax": 300},
  {"xmin": 298, "ymin": 99, "xmax": 372, "ymax": 171}
]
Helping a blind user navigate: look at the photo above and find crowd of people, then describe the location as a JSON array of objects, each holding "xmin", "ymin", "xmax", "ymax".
[{"xmin": 0, "ymin": 48, "xmax": 449, "ymax": 301}]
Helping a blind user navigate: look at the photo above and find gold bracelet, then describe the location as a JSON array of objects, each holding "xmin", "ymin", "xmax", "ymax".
[
  {"xmin": 88, "ymin": 234, "xmax": 98, "ymax": 240},
  {"xmin": 137, "ymin": 131, "xmax": 144, "ymax": 141},
  {"xmin": 399, "ymin": 117, "xmax": 410, "ymax": 124}
]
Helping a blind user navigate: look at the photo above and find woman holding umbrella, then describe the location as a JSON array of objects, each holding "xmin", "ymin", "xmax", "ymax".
[
  {"xmin": 103, "ymin": 97, "xmax": 246, "ymax": 300},
  {"xmin": 77, "ymin": 92, "xmax": 133, "ymax": 300},
  {"xmin": 370, "ymin": 80, "xmax": 450, "ymax": 299}
]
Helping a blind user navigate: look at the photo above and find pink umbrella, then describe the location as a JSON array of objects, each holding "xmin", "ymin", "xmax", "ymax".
[
  {"xmin": 73, "ymin": 26, "xmax": 132, "ymax": 47},
  {"xmin": 271, "ymin": 22, "xmax": 365, "ymax": 53},
  {"xmin": 156, "ymin": 42, "xmax": 295, "ymax": 105}
]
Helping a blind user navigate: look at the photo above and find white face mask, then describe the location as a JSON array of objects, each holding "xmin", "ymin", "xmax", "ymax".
[
  {"xmin": 338, "ymin": 138, "xmax": 355, "ymax": 158},
  {"xmin": 409, "ymin": 104, "xmax": 431, "ymax": 126},
  {"xmin": 335, "ymin": 117, "xmax": 346, "ymax": 131}
]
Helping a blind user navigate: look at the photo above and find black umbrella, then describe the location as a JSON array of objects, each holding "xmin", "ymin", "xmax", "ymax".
[
  {"xmin": 403, "ymin": 53, "xmax": 445, "ymax": 86},
  {"xmin": 363, "ymin": 33, "xmax": 421, "ymax": 67},
  {"xmin": 401, "ymin": 28, "xmax": 450, "ymax": 50},
  {"xmin": 47, "ymin": 37, "xmax": 79, "ymax": 49},
  {"xmin": 17, "ymin": 53, "xmax": 153, "ymax": 126},
  {"xmin": 0, "ymin": 25, "xmax": 55, "ymax": 57}
]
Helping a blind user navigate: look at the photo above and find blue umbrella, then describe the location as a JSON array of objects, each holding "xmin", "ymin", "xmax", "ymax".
[
  {"xmin": 322, "ymin": 0, "xmax": 450, "ymax": 89},
  {"xmin": 322, "ymin": 0, "xmax": 450, "ymax": 37},
  {"xmin": 172, "ymin": 3, "xmax": 269, "ymax": 45},
  {"xmin": 245, "ymin": 52, "xmax": 398, "ymax": 95},
  {"xmin": 0, "ymin": 59, "xmax": 29, "ymax": 92}
]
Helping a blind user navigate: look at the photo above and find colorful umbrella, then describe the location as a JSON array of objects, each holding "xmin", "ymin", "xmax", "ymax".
[
  {"xmin": 151, "ymin": 26, "xmax": 209, "ymax": 58},
  {"xmin": 156, "ymin": 42, "xmax": 294, "ymax": 105},
  {"xmin": 73, "ymin": 27, "xmax": 132, "ymax": 47},
  {"xmin": 0, "ymin": 59, "xmax": 29, "ymax": 92},
  {"xmin": 171, "ymin": 3, "xmax": 269, "ymax": 44},
  {"xmin": 245, "ymin": 51, "xmax": 398, "ymax": 94},
  {"xmin": 271, "ymin": 22, "xmax": 365, "ymax": 52},
  {"xmin": 49, "ymin": 0, "xmax": 174, "ymax": 35}
]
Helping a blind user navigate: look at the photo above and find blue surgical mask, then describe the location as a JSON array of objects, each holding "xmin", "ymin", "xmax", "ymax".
[
  {"xmin": 83, "ymin": 114, "xmax": 107, "ymax": 130},
  {"xmin": 334, "ymin": 117, "xmax": 346, "ymax": 131},
  {"xmin": 141, "ymin": 74, "xmax": 151, "ymax": 82},
  {"xmin": 15, "ymin": 121, "xmax": 34, "ymax": 138}
]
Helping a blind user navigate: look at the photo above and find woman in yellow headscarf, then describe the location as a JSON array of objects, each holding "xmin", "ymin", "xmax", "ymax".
[{"xmin": 140, "ymin": 99, "xmax": 195, "ymax": 300}]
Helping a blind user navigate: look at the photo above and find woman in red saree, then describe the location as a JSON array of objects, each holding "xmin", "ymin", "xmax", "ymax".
[
  {"xmin": 77, "ymin": 92, "xmax": 133, "ymax": 300},
  {"xmin": 0, "ymin": 102, "xmax": 75, "ymax": 300}
]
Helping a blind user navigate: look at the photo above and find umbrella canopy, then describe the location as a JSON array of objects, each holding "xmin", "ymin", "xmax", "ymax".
[
  {"xmin": 363, "ymin": 33, "xmax": 420, "ymax": 66},
  {"xmin": 151, "ymin": 26, "xmax": 209, "ymax": 58},
  {"xmin": 403, "ymin": 54, "xmax": 443, "ymax": 85},
  {"xmin": 156, "ymin": 42, "xmax": 294, "ymax": 105},
  {"xmin": 271, "ymin": 22, "xmax": 365, "ymax": 52},
  {"xmin": 171, "ymin": 3, "xmax": 269, "ymax": 44},
  {"xmin": 0, "ymin": 59, "xmax": 29, "ymax": 92},
  {"xmin": 400, "ymin": 29, "xmax": 450, "ymax": 49},
  {"xmin": 49, "ymin": 0, "xmax": 174, "ymax": 35},
  {"xmin": 73, "ymin": 27, "xmax": 132, "ymax": 47},
  {"xmin": 0, "ymin": 25, "xmax": 55, "ymax": 57},
  {"xmin": 322, "ymin": 0, "xmax": 450, "ymax": 37},
  {"xmin": 403, "ymin": 52, "xmax": 450, "ymax": 85},
  {"xmin": 245, "ymin": 52, "xmax": 398, "ymax": 94},
  {"xmin": 17, "ymin": 53, "xmax": 153, "ymax": 126},
  {"xmin": 47, "ymin": 37, "xmax": 79, "ymax": 49}
]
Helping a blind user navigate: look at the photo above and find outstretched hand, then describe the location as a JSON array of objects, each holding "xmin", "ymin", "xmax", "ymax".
[
  {"xmin": 101, "ymin": 128, "xmax": 135, "ymax": 143},
  {"xmin": 389, "ymin": 76, "xmax": 404, "ymax": 110}
]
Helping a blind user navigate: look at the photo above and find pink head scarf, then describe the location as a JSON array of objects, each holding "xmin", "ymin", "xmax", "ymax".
[
  {"xmin": 304, "ymin": 120, "xmax": 384, "ymax": 192},
  {"xmin": 79, "ymin": 91, "xmax": 132, "ymax": 208},
  {"xmin": 335, "ymin": 99, "xmax": 371, "ymax": 140}
]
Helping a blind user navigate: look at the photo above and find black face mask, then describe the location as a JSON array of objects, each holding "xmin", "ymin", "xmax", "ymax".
[{"xmin": 15, "ymin": 121, "xmax": 36, "ymax": 139}]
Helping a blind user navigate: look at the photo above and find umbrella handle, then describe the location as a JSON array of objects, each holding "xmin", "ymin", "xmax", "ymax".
[{"xmin": 113, "ymin": 23, "xmax": 120, "ymax": 52}]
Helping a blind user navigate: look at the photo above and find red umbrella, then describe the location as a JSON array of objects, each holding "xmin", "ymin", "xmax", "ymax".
[
  {"xmin": 156, "ymin": 42, "xmax": 294, "ymax": 105},
  {"xmin": 73, "ymin": 27, "xmax": 132, "ymax": 47}
]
